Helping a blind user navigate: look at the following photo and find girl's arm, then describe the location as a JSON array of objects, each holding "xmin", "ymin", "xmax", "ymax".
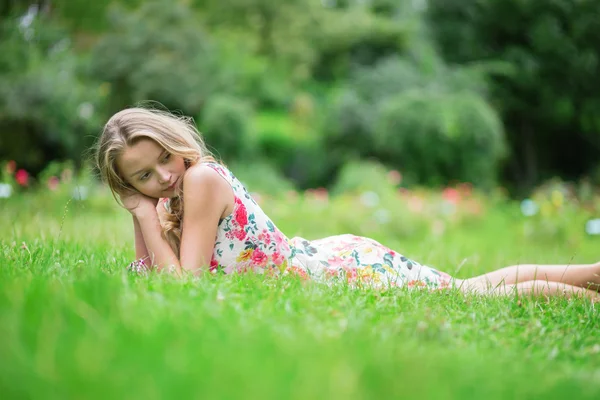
[
  {"xmin": 133, "ymin": 165, "xmax": 229, "ymax": 274},
  {"xmin": 133, "ymin": 215, "xmax": 150, "ymax": 261},
  {"xmin": 135, "ymin": 208, "xmax": 181, "ymax": 273}
]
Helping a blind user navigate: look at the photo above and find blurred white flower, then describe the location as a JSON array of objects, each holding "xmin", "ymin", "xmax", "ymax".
[
  {"xmin": 78, "ymin": 102, "xmax": 94, "ymax": 120},
  {"xmin": 72, "ymin": 185, "xmax": 89, "ymax": 200},
  {"xmin": 18, "ymin": 4, "xmax": 38, "ymax": 41},
  {"xmin": 374, "ymin": 208, "xmax": 391, "ymax": 224},
  {"xmin": 441, "ymin": 201, "xmax": 456, "ymax": 216},
  {"xmin": 19, "ymin": 5, "xmax": 37, "ymax": 29},
  {"xmin": 0, "ymin": 183, "xmax": 12, "ymax": 198},
  {"xmin": 585, "ymin": 219, "xmax": 600, "ymax": 235},
  {"xmin": 520, "ymin": 199, "xmax": 538, "ymax": 216},
  {"xmin": 360, "ymin": 191, "xmax": 379, "ymax": 208}
]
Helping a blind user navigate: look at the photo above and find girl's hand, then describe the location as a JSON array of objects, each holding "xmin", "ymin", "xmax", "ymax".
[{"xmin": 120, "ymin": 191, "xmax": 159, "ymax": 217}]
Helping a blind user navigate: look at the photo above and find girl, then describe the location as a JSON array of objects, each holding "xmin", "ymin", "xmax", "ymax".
[{"xmin": 95, "ymin": 107, "xmax": 600, "ymax": 301}]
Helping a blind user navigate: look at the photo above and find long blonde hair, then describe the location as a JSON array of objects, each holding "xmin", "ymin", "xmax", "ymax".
[{"xmin": 95, "ymin": 107, "xmax": 219, "ymax": 254}]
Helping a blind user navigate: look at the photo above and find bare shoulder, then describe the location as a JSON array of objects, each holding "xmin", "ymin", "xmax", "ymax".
[{"xmin": 182, "ymin": 163, "xmax": 234, "ymax": 217}]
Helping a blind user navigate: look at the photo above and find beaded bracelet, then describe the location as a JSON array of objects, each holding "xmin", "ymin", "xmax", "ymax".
[{"xmin": 127, "ymin": 257, "xmax": 149, "ymax": 274}]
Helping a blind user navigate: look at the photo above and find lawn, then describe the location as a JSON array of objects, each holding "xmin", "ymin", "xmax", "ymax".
[{"xmin": 0, "ymin": 185, "xmax": 598, "ymax": 399}]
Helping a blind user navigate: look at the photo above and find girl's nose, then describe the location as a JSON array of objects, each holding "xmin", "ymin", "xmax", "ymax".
[{"xmin": 157, "ymin": 167, "xmax": 170, "ymax": 183}]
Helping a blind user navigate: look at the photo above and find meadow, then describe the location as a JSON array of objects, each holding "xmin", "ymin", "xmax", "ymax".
[{"xmin": 1, "ymin": 174, "xmax": 599, "ymax": 399}]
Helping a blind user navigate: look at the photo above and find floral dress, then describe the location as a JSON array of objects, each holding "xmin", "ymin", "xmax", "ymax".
[{"xmin": 164, "ymin": 162, "xmax": 453, "ymax": 290}]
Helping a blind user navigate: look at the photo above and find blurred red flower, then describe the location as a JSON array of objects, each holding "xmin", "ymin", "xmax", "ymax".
[
  {"xmin": 15, "ymin": 169, "xmax": 29, "ymax": 186},
  {"xmin": 47, "ymin": 176, "xmax": 60, "ymax": 191},
  {"xmin": 387, "ymin": 170, "xmax": 402, "ymax": 185},
  {"xmin": 442, "ymin": 187, "xmax": 460, "ymax": 204}
]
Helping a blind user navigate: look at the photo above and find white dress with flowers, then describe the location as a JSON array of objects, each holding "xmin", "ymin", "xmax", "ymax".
[{"xmin": 164, "ymin": 162, "xmax": 453, "ymax": 290}]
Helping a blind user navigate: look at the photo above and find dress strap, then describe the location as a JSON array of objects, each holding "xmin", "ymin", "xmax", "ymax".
[{"xmin": 201, "ymin": 162, "xmax": 230, "ymax": 180}]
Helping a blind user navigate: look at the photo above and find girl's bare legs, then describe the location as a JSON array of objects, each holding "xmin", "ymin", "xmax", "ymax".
[
  {"xmin": 460, "ymin": 262, "xmax": 600, "ymax": 291},
  {"xmin": 460, "ymin": 280, "xmax": 600, "ymax": 302}
]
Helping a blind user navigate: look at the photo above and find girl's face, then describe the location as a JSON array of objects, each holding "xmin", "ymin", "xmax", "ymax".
[{"xmin": 116, "ymin": 138, "xmax": 186, "ymax": 199}]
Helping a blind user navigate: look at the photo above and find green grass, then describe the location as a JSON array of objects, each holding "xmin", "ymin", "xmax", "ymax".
[{"xmin": 1, "ymin": 188, "xmax": 599, "ymax": 399}]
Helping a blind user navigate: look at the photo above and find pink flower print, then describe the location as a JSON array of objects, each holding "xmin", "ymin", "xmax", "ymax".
[
  {"xmin": 251, "ymin": 248, "xmax": 268, "ymax": 267},
  {"xmin": 287, "ymin": 266, "xmax": 309, "ymax": 280},
  {"xmin": 15, "ymin": 169, "xmax": 29, "ymax": 186},
  {"xmin": 258, "ymin": 230, "xmax": 271, "ymax": 245},
  {"xmin": 407, "ymin": 280, "xmax": 427, "ymax": 288},
  {"xmin": 326, "ymin": 255, "xmax": 346, "ymax": 268},
  {"xmin": 233, "ymin": 228, "xmax": 247, "ymax": 241},
  {"xmin": 209, "ymin": 257, "xmax": 219, "ymax": 272},
  {"xmin": 274, "ymin": 231, "xmax": 286, "ymax": 246},
  {"xmin": 343, "ymin": 267, "xmax": 358, "ymax": 282},
  {"xmin": 326, "ymin": 268, "xmax": 340, "ymax": 278},
  {"xmin": 234, "ymin": 198, "xmax": 248, "ymax": 226},
  {"xmin": 272, "ymin": 252, "xmax": 285, "ymax": 266}
]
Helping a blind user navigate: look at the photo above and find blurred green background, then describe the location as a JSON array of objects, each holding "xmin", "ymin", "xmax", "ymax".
[{"xmin": 0, "ymin": 0, "xmax": 599, "ymax": 195}]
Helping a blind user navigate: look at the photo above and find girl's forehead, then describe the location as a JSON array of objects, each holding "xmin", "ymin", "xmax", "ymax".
[{"xmin": 117, "ymin": 139, "xmax": 163, "ymax": 175}]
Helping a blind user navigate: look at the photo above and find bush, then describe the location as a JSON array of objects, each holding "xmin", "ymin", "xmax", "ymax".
[
  {"xmin": 200, "ymin": 95, "xmax": 255, "ymax": 162},
  {"xmin": 331, "ymin": 159, "xmax": 398, "ymax": 197},
  {"xmin": 255, "ymin": 111, "xmax": 336, "ymax": 190},
  {"xmin": 228, "ymin": 161, "xmax": 295, "ymax": 196},
  {"xmin": 0, "ymin": 15, "xmax": 104, "ymax": 174},
  {"xmin": 322, "ymin": 56, "xmax": 506, "ymax": 188},
  {"xmin": 375, "ymin": 90, "xmax": 505, "ymax": 188},
  {"xmin": 322, "ymin": 90, "xmax": 376, "ymax": 162}
]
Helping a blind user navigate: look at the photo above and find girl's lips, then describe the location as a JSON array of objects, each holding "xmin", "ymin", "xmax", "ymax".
[{"xmin": 167, "ymin": 178, "xmax": 179, "ymax": 191}]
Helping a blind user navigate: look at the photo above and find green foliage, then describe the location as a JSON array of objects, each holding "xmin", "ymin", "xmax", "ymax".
[
  {"xmin": 196, "ymin": 0, "xmax": 412, "ymax": 84},
  {"xmin": 90, "ymin": 0, "xmax": 223, "ymax": 115},
  {"xmin": 254, "ymin": 111, "xmax": 334, "ymax": 189},
  {"xmin": 324, "ymin": 56, "xmax": 507, "ymax": 187},
  {"xmin": 200, "ymin": 95, "xmax": 255, "ymax": 161},
  {"xmin": 195, "ymin": 0, "xmax": 321, "ymax": 72},
  {"xmin": 0, "ymin": 15, "xmax": 104, "ymax": 173},
  {"xmin": 228, "ymin": 160, "xmax": 296, "ymax": 195},
  {"xmin": 375, "ymin": 90, "xmax": 505, "ymax": 187},
  {"xmin": 321, "ymin": 87, "xmax": 376, "ymax": 163},
  {"xmin": 331, "ymin": 159, "xmax": 397, "ymax": 196},
  {"xmin": 313, "ymin": 7, "xmax": 411, "ymax": 79},
  {"xmin": 3, "ymin": 0, "xmax": 597, "ymax": 192},
  {"xmin": 427, "ymin": 0, "xmax": 600, "ymax": 189}
]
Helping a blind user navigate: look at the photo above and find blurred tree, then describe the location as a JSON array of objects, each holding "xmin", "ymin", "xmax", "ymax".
[
  {"xmin": 313, "ymin": 6, "xmax": 411, "ymax": 80},
  {"xmin": 0, "ymin": 0, "xmax": 48, "ymax": 18},
  {"xmin": 51, "ymin": 0, "xmax": 144, "ymax": 34},
  {"xmin": 192, "ymin": 0, "xmax": 320, "ymax": 89},
  {"xmin": 89, "ymin": 0, "xmax": 225, "ymax": 116},
  {"xmin": 324, "ymin": 55, "xmax": 506, "ymax": 188},
  {"xmin": 428, "ymin": 0, "xmax": 600, "ymax": 192},
  {"xmin": 194, "ymin": 0, "xmax": 411, "ymax": 84},
  {"xmin": 200, "ymin": 95, "xmax": 255, "ymax": 161},
  {"xmin": 0, "ymin": 13, "xmax": 104, "ymax": 173}
]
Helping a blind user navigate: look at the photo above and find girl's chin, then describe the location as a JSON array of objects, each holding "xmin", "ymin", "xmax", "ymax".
[{"xmin": 163, "ymin": 188, "xmax": 182, "ymax": 199}]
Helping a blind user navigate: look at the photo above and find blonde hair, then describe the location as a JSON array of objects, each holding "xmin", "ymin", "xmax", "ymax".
[{"xmin": 94, "ymin": 106, "xmax": 219, "ymax": 255}]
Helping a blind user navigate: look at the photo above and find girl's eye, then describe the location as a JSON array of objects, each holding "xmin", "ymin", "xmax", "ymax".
[
  {"xmin": 162, "ymin": 153, "xmax": 171, "ymax": 163},
  {"xmin": 140, "ymin": 172, "xmax": 150, "ymax": 181}
]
